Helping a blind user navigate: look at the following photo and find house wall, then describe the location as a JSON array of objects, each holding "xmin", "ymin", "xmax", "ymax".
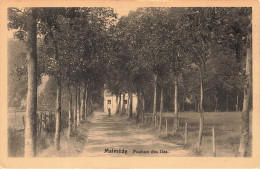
[
  {"xmin": 120, "ymin": 93, "xmax": 137, "ymax": 114},
  {"xmin": 104, "ymin": 95, "xmax": 117, "ymax": 114},
  {"xmin": 104, "ymin": 90, "xmax": 138, "ymax": 115}
]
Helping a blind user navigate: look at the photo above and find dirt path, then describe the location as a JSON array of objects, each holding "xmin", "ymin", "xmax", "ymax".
[{"xmin": 79, "ymin": 111, "xmax": 191, "ymax": 157}]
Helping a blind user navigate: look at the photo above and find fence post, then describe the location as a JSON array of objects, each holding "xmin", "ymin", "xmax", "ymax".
[
  {"xmin": 185, "ymin": 122, "xmax": 188, "ymax": 145},
  {"xmin": 166, "ymin": 118, "xmax": 168, "ymax": 134},
  {"xmin": 212, "ymin": 125, "xmax": 216, "ymax": 157}
]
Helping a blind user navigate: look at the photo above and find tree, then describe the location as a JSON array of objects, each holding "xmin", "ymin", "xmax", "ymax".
[
  {"xmin": 24, "ymin": 8, "xmax": 38, "ymax": 157},
  {"xmin": 39, "ymin": 8, "xmax": 68, "ymax": 150},
  {"xmin": 238, "ymin": 34, "xmax": 252, "ymax": 156},
  {"xmin": 8, "ymin": 7, "xmax": 39, "ymax": 157},
  {"xmin": 183, "ymin": 8, "xmax": 217, "ymax": 149}
]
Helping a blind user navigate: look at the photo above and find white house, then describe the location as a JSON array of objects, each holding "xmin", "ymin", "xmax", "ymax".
[{"xmin": 104, "ymin": 89, "xmax": 137, "ymax": 115}]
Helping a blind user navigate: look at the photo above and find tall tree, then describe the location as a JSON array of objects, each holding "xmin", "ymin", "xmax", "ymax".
[
  {"xmin": 24, "ymin": 8, "xmax": 37, "ymax": 157},
  {"xmin": 238, "ymin": 34, "xmax": 252, "ymax": 156},
  {"xmin": 8, "ymin": 7, "xmax": 43, "ymax": 156},
  {"xmin": 185, "ymin": 8, "xmax": 215, "ymax": 149}
]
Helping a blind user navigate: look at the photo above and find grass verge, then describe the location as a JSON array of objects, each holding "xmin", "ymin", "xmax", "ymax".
[
  {"xmin": 8, "ymin": 115, "xmax": 92, "ymax": 157},
  {"xmin": 129, "ymin": 111, "xmax": 252, "ymax": 157},
  {"xmin": 38, "ymin": 119, "xmax": 92, "ymax": 157}
]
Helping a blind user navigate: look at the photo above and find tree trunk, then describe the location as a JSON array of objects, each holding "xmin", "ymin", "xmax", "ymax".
[
  {"xmin": 136, "ymin": 92, "xmax": 141, "ymax": 121},
  {"xmin": 153, "ymin": 74, "xmax": 158, "ymax": 122},
  {"xmin": 182, "ymin": 97, "xmax": 185, "ymax": 112},
  {"xmin": 115, "ymin": 94, "xmax": 119, "ymax": 114},
  {"xmin": 24, "ymin": 8, "xmax": 37, "ymax": 157},
  {"xmin": 194, "ymin": 99, "xmax": 196, "ymax": 112},
  {"xmin": 88, "ymin": 91, "xmax": 92, "ymax": 114},
  {"xmin": 198, "ymin": 69, "xmax": 204, "ymax": 150},
  {"xmin": 84, "ymin": 86, "xmax": 88, "ymax": 119},
  {"xmin": 226, "ymin": 93, "xmax": 229, "ymax": 112},
  {"xmin": 38, "ymin": 112, "xmax": 42, "ymax": 137},
  {"xmin": 238, "ymin": 36, "xmax": 252, "ymax": 157},
  {"xmin": 85, "ymin": 88, "xmax": 89, "ymax": 116},
  {"xmin": 53, "ymin": 38, "xmax": 62, "ymax": 151},
  {"xmin": 87, "ymin": 90, "xmax": 91, "ymax": 114},
  {"xmin": 129, "ymin": 92, "xmax": 133, "ymax": 118},
  {"xmin": 68, "ymin": 89, "xmax": 73, "ymax": 137},
  {"xmin": 73, "ymin": 87, "xmax": 77, "ymax": 130},
  {"xmin": 81, "ymin": 82, "xmax": 86, "ymax": 121},
  {"xmin": 77, "ymin": 83, "xmax": 81, "ymax": 126},
  {"xmin": 236, "ymin": 92, "xmax": 239, "ymax": 112},
  {"xmin": 159, "ymin": 87, "xmax": 164, "ymax": 130},
  {"xmin": 118, "ymin": 93, "xmax": 121, "ymax": 114},
  {"xmin": 173, "ymin": 76, "xmax": 179, "ymax": 132},
  {"xmin": 54, "ymin": 75, "xmax": 61, "ymax": 151},
  {"xmin": 174, "ymin": 76, "xmax": 178, "ymax": 115},
  {"xmin": 90, "ymin": 95, "xmax": 93, "ymax": 113},
  {"xmin": 215, "ymin": 91, "xmax": 218, "ymax": 112},
  {"xmin": 200, "ymin": 77, "xmax": 204, "ymax": 112},
  {"xmin": 122, "ymin": 93, "xmax": 126, "ymax": 114},
  {"xmin": 142, "ymin": 92, "xmax": 145, "ymax": 122},
  {"xmin": 127, "ymin": 94, "xmax": 130, "ymax": 115},
  {"xmin": 127, "ymin": 95, "xmax": 129, "ymax": 116}
]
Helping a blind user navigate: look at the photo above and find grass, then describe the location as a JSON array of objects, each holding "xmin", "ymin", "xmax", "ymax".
[
  {"xmin": 38, "ymin": 118, "xmax": 92, "ymax": 157},
  {"xmin": 8, "ymin": 128, "xmax": 24, "ymax": 157},
  {"xmin": 8, "ymin": 111, "xmax": 56, "ymax": 157},
  {"xmin": 8, "ymin": 111, "xmax": 251, "ymax": 157},
  {"xmin": 8, "ymin": 112, "xmax": 26, "ymax": 130},
  {"xmin": 135, "ymin": 111, "xmax": 252, "ymax": 157},
  {"xmin": 8, "ymin": 113, "xmax": 93, "ymax": 157},
  {"xmin": 8, "ymin": 128, "xmax": 54, "ymax": 157}
]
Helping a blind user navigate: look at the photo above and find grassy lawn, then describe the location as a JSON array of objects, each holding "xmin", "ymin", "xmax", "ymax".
[{"xmin": 137, "ymin": 111, "xmax": 252, "ymax": 157}]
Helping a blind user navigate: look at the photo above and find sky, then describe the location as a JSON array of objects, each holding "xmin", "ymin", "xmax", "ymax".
[{"xmin": 114, "ymin": 6, "xmax": 138, "ymax": 18}]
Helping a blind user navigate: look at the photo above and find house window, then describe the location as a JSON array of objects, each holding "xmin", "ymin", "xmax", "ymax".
[
  {"xmin": 107, "ymin": 100, "xmax": 111, "ymax": 104},
  {"xmin": 124, "ymin": 100, "xmax": 127, "ymax": 104}
]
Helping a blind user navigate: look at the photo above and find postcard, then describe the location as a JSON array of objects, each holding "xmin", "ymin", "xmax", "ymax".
[{"xmin": 0, "ymin": 0, "xmax": 259, "ymax": 168}]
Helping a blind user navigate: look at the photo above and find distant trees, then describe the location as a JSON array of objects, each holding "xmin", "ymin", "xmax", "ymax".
[{"xmin": 7, "ymin": 40, "xmax": 27, "ymax": 109}]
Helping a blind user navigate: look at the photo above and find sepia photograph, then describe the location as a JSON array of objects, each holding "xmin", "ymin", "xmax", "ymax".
[{"xmin": 0, "ymin": 0, "xmax": 259, "ymax": 168}]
